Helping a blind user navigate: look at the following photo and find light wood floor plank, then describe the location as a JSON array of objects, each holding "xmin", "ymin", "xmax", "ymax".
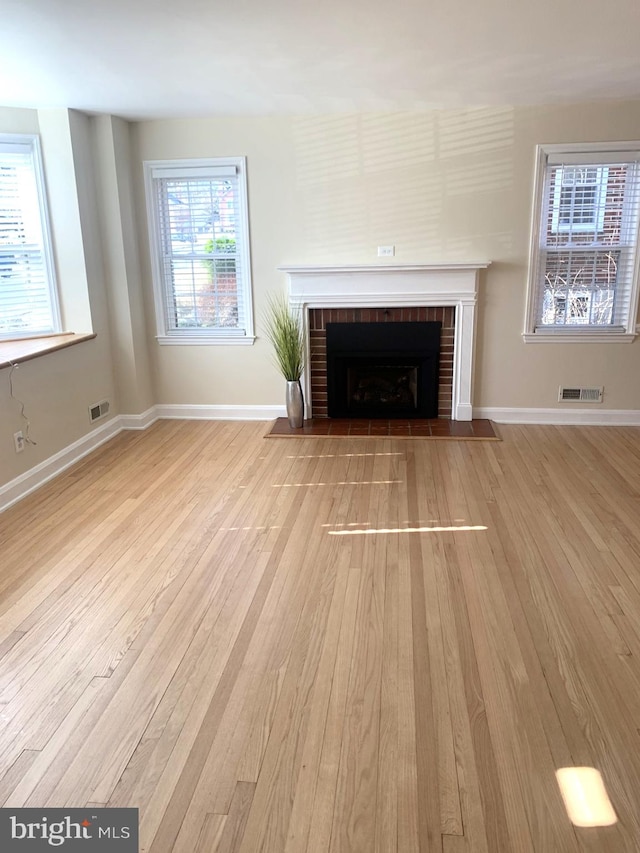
[{"xmin": 1, "ymin": 422, "xmax": 639, "ymax": 850}]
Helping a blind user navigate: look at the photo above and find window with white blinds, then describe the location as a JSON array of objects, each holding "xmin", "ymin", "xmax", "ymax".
[
  {"xmin": 0, "ymin": 135, "xmax": 59, "ymax": 339},
  {"xmin": 144, "ymin": 157, "xmax": 254, "ymax": 344},
  {"xmin": 525, "ymin": 143, "xmax": 640, "ymax": 342}
]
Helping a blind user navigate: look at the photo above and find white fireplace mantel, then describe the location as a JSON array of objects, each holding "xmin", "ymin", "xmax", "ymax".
[{"xmin": 279, "ymin": 263, "xmax": 490, "ymax": 421}]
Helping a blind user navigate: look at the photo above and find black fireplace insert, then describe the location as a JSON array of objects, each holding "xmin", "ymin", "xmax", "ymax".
[{"xmin": 326, "ymin": 321, "xmax": 441, "ymax": 418}]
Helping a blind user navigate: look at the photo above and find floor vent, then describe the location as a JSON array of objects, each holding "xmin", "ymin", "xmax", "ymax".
[
  {"xmin": 558, "ymin": 386, "xmax": 603, "ymax": 403},
  {"xmin": 89, "ymin": 399, "xmax": 110, "ymax": 422}
]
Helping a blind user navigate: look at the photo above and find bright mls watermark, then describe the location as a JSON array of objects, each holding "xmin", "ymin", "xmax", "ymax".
[{"xmin": 0, "ymin": 809, "xmax": 138, "ymax": 851}]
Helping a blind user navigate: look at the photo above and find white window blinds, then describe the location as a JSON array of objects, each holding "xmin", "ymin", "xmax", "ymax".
[
  {"xmin": 146, "ymin": 158, "xmax": 253, "ymax": 339},
  {"xmin": 0, "ymin": 135, "xmax": 59, "ymax": 338},
  {"xmin": 535, "ymin": 149, "xmax": 640, "ymax": 331}
]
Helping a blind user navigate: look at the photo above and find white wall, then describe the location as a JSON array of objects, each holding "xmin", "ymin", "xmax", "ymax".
[{"xmin": 133, "ymin": 103, "xmax": 640, "ymax": 414}]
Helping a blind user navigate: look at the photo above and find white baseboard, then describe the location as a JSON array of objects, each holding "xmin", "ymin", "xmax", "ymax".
[
  {"xmin": 118, "ymin": 406, "xmax": 159, "ymax": 430},
  {"xmin": 6, "ymin": 402, "xmax": 636, "ymax": 513},
  {"xmin": 0, "ymin": 404, "xmax": 284, "ymax": 513},
  {"xmin": 154, "ymin": 404, "xmax": 286, "ymax": 420},
  {"xmin": 475, "ymin": 407, "xmax": 640, "ymax": 425},
  {"xmin": 0, "ymin": 416, "xmax": 123, "ymax": 514}
]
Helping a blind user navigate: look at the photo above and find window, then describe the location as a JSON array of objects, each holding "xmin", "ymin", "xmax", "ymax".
[
  {"xmin": 0, "ymin": 134, "xmax": 60, "ymax": 339},
  {"xmin": 144, "ymin": 157, "xmax": 254, "ymax": 344},
  {"xmin": 524, "ymin": 143, "xmax": 640, "ymax": 342},
  {"xmin": 550, "ymin": 166, "xmax": 608, "ymax": 233}
]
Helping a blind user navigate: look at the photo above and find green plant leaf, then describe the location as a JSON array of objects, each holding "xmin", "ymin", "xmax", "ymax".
[{"xmin": 264, "ymin": 294, "xmax": 305, "ymax": 381}]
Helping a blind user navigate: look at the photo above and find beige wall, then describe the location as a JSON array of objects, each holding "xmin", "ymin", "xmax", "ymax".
[
  {"xmin": 0, "ymin": 108, "xmax": 118, "ymax": 486},
  {"xmin": 0, "ymin": 106, "xmax": 39, "ymax": 134},
  {"xmin": 2, "ymin": 100, "xmax": 640, "ymax": 494},
  {"xmin": 131, "ymin": 116, "xmax": 300, "ymax": 407},
  {"xmin": 133, "ymin": 103, "xmax": 640, "ymax": 413},
  {"xmin": 93, "ymin": 115, "xmax": 154, "ymax": 413}
]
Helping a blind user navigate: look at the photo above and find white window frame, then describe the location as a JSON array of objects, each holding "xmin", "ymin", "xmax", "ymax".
[
  {"xmin": 524, "ymin": 142, "xmax": 640, "ymax": 343},
  {"xmin": 143, "ymin": 156, "xmax": 255, "ymax": 346},
  {"xmin": 0, "ymin": 133, "xmax": 60, "ymax": 340}
]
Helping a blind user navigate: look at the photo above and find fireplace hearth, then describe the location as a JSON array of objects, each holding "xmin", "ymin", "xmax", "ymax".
[{"xmin": 326, "ymin": 321, "xmax": 441, "ymax": 419}]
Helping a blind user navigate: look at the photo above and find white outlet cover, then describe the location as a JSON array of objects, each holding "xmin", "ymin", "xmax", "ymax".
[{"xmin": 377, "ymin": 245, "xmax": 395, "ymax": 257}]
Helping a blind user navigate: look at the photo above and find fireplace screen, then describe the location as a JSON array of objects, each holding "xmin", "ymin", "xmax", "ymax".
[
  {"xmin": 348, "ymin": 364, "xmax": 418, "ymax": 412},
  {"xmin": 326, "ymin": 321, "xmax": 441, "ymax": 419}
]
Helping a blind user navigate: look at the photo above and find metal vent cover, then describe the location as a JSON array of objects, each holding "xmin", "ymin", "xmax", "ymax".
[
  {"xmin": 89, "ymin": 399, "xmax": 110, "ymax": 422},
  {"xmin": 558, "ymin": 386, "xmax": 603, "ymax": 403}
]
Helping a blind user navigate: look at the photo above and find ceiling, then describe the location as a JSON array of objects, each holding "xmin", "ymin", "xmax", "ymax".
[{"xmin": 2, "ymin": 0, "xmax": 640, "ymax": 120}]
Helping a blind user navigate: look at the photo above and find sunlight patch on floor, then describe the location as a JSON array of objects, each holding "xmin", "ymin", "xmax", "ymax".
[
  {"xmin": 328, "ymin": 524, "xmax": 488, "ymax": 535},
  {"xmin": 272, "ymin": 480, "xmax": 402, "ymax": 487},
  {"xmin": 286, "ymin": 452, "xmax": 404, "ymax": 459},
  {"xmin": 556, "ymin": 767, "xmax": 617, "ymax": 827}
]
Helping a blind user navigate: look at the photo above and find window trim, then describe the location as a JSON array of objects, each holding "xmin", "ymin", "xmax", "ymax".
[
  {"xmin": 0, "ymin": 133, "xmax": 61, "ymax": 341},
  {"xmin": 523, "ymin": 142, "xmax": 640, "ymax": 344},
  {"xmin": 143, "ymin": 156, "xmax": 255, "ymax": 345}
]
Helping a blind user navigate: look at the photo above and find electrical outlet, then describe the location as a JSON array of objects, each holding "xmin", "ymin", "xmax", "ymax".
[
  {"xmin": 377, "ymin": 245, "xmax": 395, "ymax": 257},
  {"xmin": 13, "ymin": 431, "xmax": 25, "ymax": 453}
]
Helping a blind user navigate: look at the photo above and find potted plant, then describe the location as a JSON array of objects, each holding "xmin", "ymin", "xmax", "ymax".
[{"xmin": 264, "ymin": 294, "xmax": 305, "ymax": 428}]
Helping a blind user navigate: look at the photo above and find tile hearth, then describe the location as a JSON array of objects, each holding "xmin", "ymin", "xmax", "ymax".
[{"xmin": 266, "ymin": 418, "xmax": 499, "ymax": 440}]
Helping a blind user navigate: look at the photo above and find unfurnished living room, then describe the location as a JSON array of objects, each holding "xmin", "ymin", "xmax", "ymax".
[{"xmin": 1, "ymin": 0, "xmax": 640, "ymax": 851}]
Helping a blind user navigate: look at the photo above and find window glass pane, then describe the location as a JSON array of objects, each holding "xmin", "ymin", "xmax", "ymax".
[
  {"xmin": 536, "ymin": 153, "xmax": 640, "ymax": 331},
  {"xmin": 156, "ymin": 173, "xmax": 243, "ymax": 332},
  {"xmin": 0, "ymin": 138, "xmax": 58, "ymax": 338},
  {"xmin": 541, "ymin": 249, "xmax": 619, "ymax": 326},
  {"xmin": 146, "ymin": 157, "xmax": 253, "ymax": 341},
  {"xmin": 168, "ymin": 256, "xmax": 238, "ymax": 328},
  {"xmin": 0, "ymin": 252, "xmax": 51, "ymax": 333}
]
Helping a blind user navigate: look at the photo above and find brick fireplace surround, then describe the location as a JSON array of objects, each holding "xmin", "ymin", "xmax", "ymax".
[
  {"xmin": 280, "ymin": 264, "xmax": 489, "ymax": 421},
  {"xmin": 309, "ymin": 306, "xmax": 455, "ymax": 418}
]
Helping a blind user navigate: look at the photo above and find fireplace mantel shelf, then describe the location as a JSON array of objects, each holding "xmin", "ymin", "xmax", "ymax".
[
  {"xmin": 281, "ymin": 263, "xmax": 490, "ymax": 309},
  {"xmin": 278, "ymin": 263, "xmax": 490, "ymax": 274},
  {"xmin": 280, "ymin": 262, "xmax": 491, "ymax": 422}
]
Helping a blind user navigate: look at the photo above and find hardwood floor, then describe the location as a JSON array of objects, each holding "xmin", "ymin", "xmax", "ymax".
[{"xmin": 1, "ymin": 420, "xmax": 640, "ymax": 851}]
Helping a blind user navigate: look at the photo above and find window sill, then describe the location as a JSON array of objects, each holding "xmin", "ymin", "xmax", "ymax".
[
  {"xmin": 156, "ymin": 335, "xmax": 256, "ymax": 346},
  {"xmin": 0, "ymin": 332, "xmax": 97, "ymax": 368},
  {"xmin": 522, "ymin": 331, "xmax": 636, "ymax": 344}
]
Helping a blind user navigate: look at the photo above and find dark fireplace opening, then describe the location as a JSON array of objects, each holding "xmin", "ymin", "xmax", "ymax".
[
  {"xmin": 326, "ymin": 321, "xmax": 441, "ymax": 419},
  {"xmin": 349, "ymin": 362, "xmax": 418, "ymax": 411}
]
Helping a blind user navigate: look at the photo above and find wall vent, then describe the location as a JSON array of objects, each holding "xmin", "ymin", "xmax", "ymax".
[
  {"xmin": 558, "ymin": 386, "xmax": 603, "ymax": 403},
  {"xmin": 89, "ymin": 399, "xmax": 110, "ymax": 422}
]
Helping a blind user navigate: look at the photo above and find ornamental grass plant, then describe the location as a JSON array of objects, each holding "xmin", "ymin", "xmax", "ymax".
[{"xmin": 264, "ymin": 295, "xmax": 305, "ymax": 381}]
